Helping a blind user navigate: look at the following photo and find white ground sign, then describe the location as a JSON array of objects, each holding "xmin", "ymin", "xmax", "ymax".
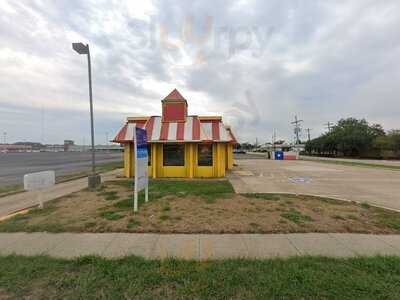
[
  {"xmin": 24, "ymin": 171, "xmax": 55, "ymax": 191},
  {"xmin": 24, "ymin": 170, "xmax": 55, "ymax": 208}
]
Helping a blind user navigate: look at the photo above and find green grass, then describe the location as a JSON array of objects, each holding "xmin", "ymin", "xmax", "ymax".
[
  {"xmin": 1, "ymin": 255, "xmax": 400, "ymax": 299},
  {"xmin": 281, "ymin": 208, "xmax": 314, "ymax": 224},
  {"xmin": 332, "ymin": 214, "xmax": 346, "ymax": 221},
  {"xmin": 374, "ymin": 208, "xmax": 400, "ymax": 230},
  {"xmin": 242, "ymin": 193, "xmax": 282, "ymax": 201},
  {"xmin": 113, "ymin": 198, "xmax": 132, "ymax": 209},
  {"xmin": 148, "ymin": 179, "xmax": 234, "ymax": 201},
  {"xmin": 301, "ymin": 157, "xmax": 400, "ymax": 171},
  {"xmin": 159, "ymin": 214, "xmax": 169, "ymax": 221},
  {"xmin": 0, "ymin": 184, "xmax": 23, "ymax": 196},
  {"xmin": 127, "ymin": 218, "xmax": 140, "ymax": 229},
  {"xmin": 99, "ymin": 211, "xmax": 124, "ymax": 221},
  {"xmin": 361, "ymin": 202, "xmax": 371, "ymax": 209},
  {"xmin": 97, "ymin": 191, "xmax": 119, "ymax": 201},
  {"xmin": 108, "ymin": 179, "xmax": 234, "ymax": 204},
  {"xmin": 162, "ymin": 203, "xmax": 171, "ymax": 212},
  {"xmin": 347, "ymin": 214, "xmax": 360, "ymax": 221}
]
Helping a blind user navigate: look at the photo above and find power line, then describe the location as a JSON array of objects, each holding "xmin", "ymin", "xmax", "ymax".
[{"xmin": 291, "ymin": 115, "xmax": 303, "ymax": 144}]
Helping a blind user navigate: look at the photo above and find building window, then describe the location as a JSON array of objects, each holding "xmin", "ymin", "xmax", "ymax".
[
  {"xmin": 163, "ymin": 144, "xmax": 185, "ymax": 166},
  {"xmin": 198, "ymin": 144, "xmax": 213, "ymax": 166}
]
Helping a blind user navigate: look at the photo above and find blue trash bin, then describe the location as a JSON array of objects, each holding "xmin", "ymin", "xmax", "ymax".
[{"xmin": 275, "ymin": 151, "xmax": 284, "ymax": 160}]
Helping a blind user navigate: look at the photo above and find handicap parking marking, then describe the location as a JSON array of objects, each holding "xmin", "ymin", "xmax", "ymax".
[{"xmin": 288, "ymin": 177, "xmax": 313, "ymax": 184}]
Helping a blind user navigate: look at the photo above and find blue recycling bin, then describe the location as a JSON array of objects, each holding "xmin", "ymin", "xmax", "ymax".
[{"xmin": 275, "ymin": 151, "xmax": 284, "ymax": 160}]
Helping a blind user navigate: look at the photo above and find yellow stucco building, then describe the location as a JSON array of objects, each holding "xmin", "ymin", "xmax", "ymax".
[{"xmin": 113, "ymin": 89, "xmax": 237, "ymax": 178}]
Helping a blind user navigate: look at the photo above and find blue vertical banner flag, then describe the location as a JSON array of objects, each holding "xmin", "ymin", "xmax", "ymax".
[{"xmin": 133, "ymin": 125, "xmax": 149, "ymax": 212}]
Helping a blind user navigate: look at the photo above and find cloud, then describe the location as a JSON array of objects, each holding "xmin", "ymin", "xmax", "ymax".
[{"xmin": 0, "ymin": 0, "xmax": 399, "ymax": 144}]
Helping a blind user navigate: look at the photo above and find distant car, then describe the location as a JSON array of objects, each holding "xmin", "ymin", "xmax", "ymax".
[{"xmin": 233, "ymin": 149, "xmax": 247, "ymax": 154}]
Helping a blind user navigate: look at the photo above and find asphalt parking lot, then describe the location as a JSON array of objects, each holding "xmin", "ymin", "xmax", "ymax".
[
  {"xmin": 229, "ymin": 159, "xmax": 400, "ymax": 211},
  {"xmin": 234, "ymin": 153, "xmax": 268, "ymax": 160}
]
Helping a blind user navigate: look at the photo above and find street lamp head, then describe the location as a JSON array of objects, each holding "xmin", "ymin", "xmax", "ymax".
[{"xmin": 72, "ymin": 42, "xmax": 89, "ymax": 55}]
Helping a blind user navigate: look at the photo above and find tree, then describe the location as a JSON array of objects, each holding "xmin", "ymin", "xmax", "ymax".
[
  {"xmin": 371, "ymin": 130, "xmax": 400, "ymax": 159},
  {"xmin": 387, "ymin": 130, "xmax": 400, "ymax": 152},
  {"xmin": 306, "ymin": 118, "xmax": 386, "ymax": 158}
]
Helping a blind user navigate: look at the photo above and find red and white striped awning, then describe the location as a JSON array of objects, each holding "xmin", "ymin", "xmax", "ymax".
[{"xmin": 113, "ymin": 116, "xmax": 236, "ymax": 143}]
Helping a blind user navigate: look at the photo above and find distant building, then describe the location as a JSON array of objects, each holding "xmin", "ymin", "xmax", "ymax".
[
  {"xmin": 0, "ymin": 144, "xmax": 32, "ymax": 153},
  {"xmin": 43, "ymin": 144, "xmax": 65, "ymax": 152},
  {"xmin": 64, "ymin": 140, "xmax": 75, "ymax": 151},
  {"xmin": 14, "ymin": 142, "xmax": 43, "ymax": 151}
]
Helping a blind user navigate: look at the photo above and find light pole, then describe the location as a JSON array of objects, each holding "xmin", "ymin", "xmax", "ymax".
[{"xmin": 72, "ymin": 42, "xmax": 101, "ymax": 189}]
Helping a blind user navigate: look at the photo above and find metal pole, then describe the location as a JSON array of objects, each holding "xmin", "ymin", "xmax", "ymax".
[
  {"xmin": 306, "ymin": 128, "xmax": 311, "ymax": 142},
  {"xmin": 87, "ymin": 44, "xmax": 96, "ymax": 175},
  {"xmin": 133, "ymin": 125, "xmax": 138, "ymax": 212}
]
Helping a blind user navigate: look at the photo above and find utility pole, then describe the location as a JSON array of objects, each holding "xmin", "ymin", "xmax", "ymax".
[
  {"xmin": 272, "ymin": 129, "xmax": 276, "ymax": 152},
  {"xmin": 325, "ymin": 122, "xmax": 334, "ymax": 132},
  {"xmin": 3, "ymin": 132, "xmax": 6, "ymax": 144},
  {"xmin": 291, "ymin": 115, "xmax": 303, "ymax": 144},
  {"xmin": 73, "ymin": 42, "xmax": 100, "ymax": 189},
  {"xmin": 41, "ymin": 105, "xmax": 45, "ymax": 144},
  {"xmin": 305, "ymin": 128, "xmax": 312, "ymax": 142}
]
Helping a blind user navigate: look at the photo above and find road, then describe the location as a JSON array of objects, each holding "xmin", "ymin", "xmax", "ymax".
[{"xmin": 0, "ymin": 152, "xmax": 123, "ymax": 187}]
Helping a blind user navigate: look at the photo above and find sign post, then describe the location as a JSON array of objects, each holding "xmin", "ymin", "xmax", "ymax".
[{"xmin": 133, "ymin": 125, "xmax": 149, "ymax": 212}]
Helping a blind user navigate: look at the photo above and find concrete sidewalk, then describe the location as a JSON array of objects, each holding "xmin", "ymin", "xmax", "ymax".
[
  {"xmin": 1, "ymin": 233, "xmax": 400, "ymax": 259},
  {"xmin": 0, "ymin": 170, "xmax": 122, "ymax": 219}
]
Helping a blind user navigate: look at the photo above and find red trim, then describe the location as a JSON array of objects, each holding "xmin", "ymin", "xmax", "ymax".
[
  {"xmin": 113, "ymin": 124, "xmax": 128, "ymax": 142},
  {"xmin": 145, "ymin": 117, "xmax": 155, "ymax": 141},
  {"xmin": 164, "ymin": 88, "xmax": 185, "ymax": 100},
  {"xmin": 192, "ymin": 117, "xmax": 201, "ymax": 140},
  {"xmin": 160, "ymin": 122, "xmax": 169, "ymax": 140},
  {"xmin": 212, "ymin": 121, "xmax": 220, "ymax": 141},
  {"xmin": 176, "ymin": 122, "xmax": 184, "ymax": 140}
]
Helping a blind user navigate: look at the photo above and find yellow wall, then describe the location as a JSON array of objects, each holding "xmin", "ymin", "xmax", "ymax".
[
  {"xmin": 123, "ymin": 144, "xmax": 133, "ymax": 178},
  {"xmin": 124, "ymin": 142, "xmax": 231, "ymax": 178},
  {"xmin": 226, "ymin": 143, "xmax": 234, "ymax": 169}
]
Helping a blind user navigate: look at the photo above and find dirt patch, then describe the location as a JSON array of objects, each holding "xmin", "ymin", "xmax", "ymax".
[
  {"xmin": 0, "ymin": 289, "xmax": 11, "ymax": 300},
  {"xmin": 126, "ymin": 194, "xmax": 400, "ymax": 234},
  {"xmin": 1, "ymin": 180, "xmax": 400, "ymax": 234}
]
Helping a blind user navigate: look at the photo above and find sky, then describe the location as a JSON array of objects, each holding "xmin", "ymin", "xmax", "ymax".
[{"xmin": 1, "ymin": 0, "xmax": 400, "ymax": 145}]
